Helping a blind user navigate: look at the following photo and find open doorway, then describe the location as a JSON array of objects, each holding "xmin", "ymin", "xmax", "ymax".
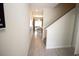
[{"xmin": 33, "ymin": 17, "xmax": 43, "ymax": 32}]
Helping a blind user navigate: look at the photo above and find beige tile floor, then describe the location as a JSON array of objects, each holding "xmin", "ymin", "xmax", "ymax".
[{"xmin": 28, "ymin": 30, "xmax": 74, "ymax": 56}]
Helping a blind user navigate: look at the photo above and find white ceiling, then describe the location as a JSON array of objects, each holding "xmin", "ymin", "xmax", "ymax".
[
  {"xmin": 30, "ymin": 3, "xmax": 58, "ymax": 9},
  {"xmin": 30, "ymin": 3, "xmax": 59, "ymax": 17}
]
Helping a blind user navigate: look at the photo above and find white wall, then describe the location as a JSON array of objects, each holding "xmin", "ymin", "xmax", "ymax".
[
  {"xmin": 0, "ymin": 4, "xmax": 30, "ymax": 55},
  {"xmin": 72, "ymin": 8, "xmax": 77, "ymax": 48},
  {"xmin": 46, "ymin": 9, "xmax": 75, "ymax": 49},
  {"xmin": 43, "ymin": 8, "xmax": 54, "ymax": 28},
  {"xmin": 74, "ymin": 4, "xmax": 79, "ymax": 55}
]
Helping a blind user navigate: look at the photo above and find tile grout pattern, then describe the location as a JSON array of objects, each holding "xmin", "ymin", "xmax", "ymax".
[{"xmin": 28, "ymin": 30, "xmax": 75, "ymax": 56}]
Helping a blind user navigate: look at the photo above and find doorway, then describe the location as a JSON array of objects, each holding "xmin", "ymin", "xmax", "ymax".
[{"xmin": 33, "ymin": 17, "xmax": 43, "ymax": 32}]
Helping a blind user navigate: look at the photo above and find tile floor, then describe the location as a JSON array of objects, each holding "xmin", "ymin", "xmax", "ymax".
[{"xmin": 28, "ymin": 30, "xmax": 75, "ymax": 56}]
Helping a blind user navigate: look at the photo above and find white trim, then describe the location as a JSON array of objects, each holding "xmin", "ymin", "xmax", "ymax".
[{"xmin": 46, "ymin": 45, "xmax": 72, "ymax": 49}]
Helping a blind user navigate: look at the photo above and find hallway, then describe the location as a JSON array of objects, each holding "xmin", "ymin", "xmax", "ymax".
[
  {"xmin": 28, "ymin": 30, "xmax": 44, "ymax": 56},
  {"xmin": 28, "ymin": 29, "xmax": 74, "ymax": 56}
]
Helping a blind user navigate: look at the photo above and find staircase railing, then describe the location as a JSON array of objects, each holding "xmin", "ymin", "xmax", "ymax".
[{"xmin": 44, "ymin": 3, "xmax": 76, "ymax": 28}]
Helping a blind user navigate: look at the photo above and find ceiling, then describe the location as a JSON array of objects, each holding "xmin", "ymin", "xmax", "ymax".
[
  {"xmin": 30, "ymin": 3, "xmax": 59, "ymax": 17},
  {"xmin": 30, "ymin": 3, "xmax": 58, "ymax": 9}
]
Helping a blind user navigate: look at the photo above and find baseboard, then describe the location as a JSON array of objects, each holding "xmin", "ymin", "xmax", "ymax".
[{"xmin": 46, "ymin": 45, "xmax": 72, "ymax": 49}]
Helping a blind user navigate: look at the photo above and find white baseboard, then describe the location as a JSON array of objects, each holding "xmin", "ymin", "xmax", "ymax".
[{"xmin": 46, "ymin": 45, "xmax": 72, "ymax": 49}]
